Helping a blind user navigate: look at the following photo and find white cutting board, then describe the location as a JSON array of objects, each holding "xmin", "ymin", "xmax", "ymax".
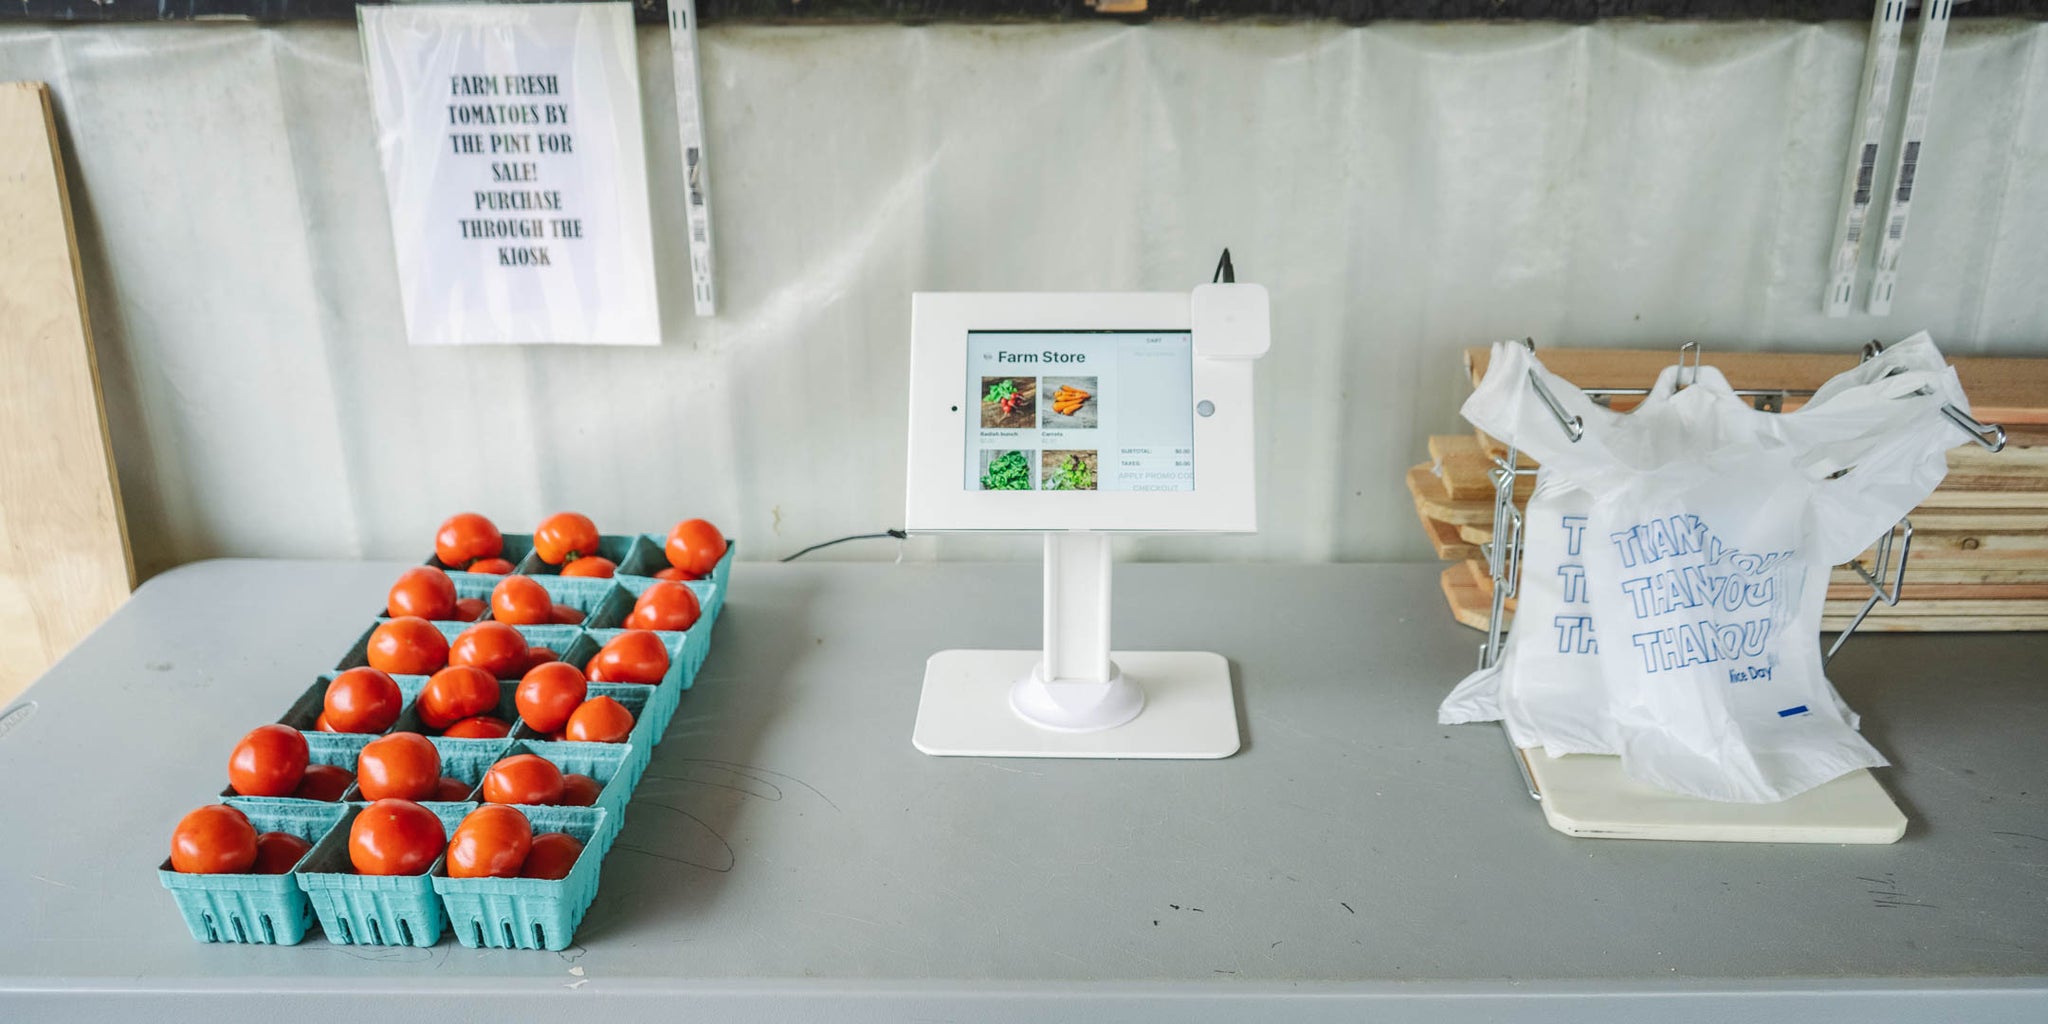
[{"xmin": 1523, "ymin": 749, "xmax": 1906, "ymax": 844}]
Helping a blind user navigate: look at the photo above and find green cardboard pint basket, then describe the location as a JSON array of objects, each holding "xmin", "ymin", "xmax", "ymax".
[
  {"xmin": 278, "ymin": 672, "xmax": 431, "ymax": 738},
  {"xmin": 624, "ymin": 536, "xmax": 733, "ymax": 625},
  {"xmin": 582, "ymin": 626, "xmax": 705, "ymax": 740},
  {"xmin": 338, "ymin": 735, "xmax": 513, "ymax": 803},
  {"xmin": 219, "ymin": 732, "xmax": 369, "ymax": 811},
  {"xmin": 514, "ymin": 533, "xmax": 642, "ymax": 578},
  {"xmin": 494, "ymin": 738, "xmax": 636, "ymax": 847},
  {"xmin": 296, "ymin": 801, "xmax": 472, "ymax": 947},
  {"xmin": 500, "ymin": 575, "xmax": 635, "ymax": 630},
  {"xmin": 370, "ymin": 571, "xmax": 498, "ymax": 623},
  {"xmin": 333, "ymin": 621, "xmax": 590, "ymax": 679},
  {"xmin": 610, "ymin": 575, "xmax": 720, "ymax": 637},
  {"xmin": 433, "ymin": 804, "xmax": 610, "ymax": 951},
  {"xmin": 426, "ymin": 533, "xmax": 535, "ymax": 580},
  {"xmin": 159, "ymin": 801, "xmax": 346, "ymax": 945}
]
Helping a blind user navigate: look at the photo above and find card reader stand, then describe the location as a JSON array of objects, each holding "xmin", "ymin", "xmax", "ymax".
[
  {"xmin": 912, "ymin": 531, "xmax": 1240, "ymax": 759},
  {"xmin": 905, "ymin": 280, "xmax": 1267, "ymax": 759}
]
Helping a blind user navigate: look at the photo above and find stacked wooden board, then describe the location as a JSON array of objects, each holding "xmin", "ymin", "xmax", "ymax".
[{"xmin": 1413, "ymin": 348, "xmax": 2048, "ymax": 634}]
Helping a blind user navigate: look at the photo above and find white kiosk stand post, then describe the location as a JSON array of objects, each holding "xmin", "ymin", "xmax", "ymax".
[
  {"xmin": 1013, "ymin": 531, "xmax": 1138, "ymax": 731},
  {"xmin": 905, "ymin": 282, "xmax": 1267, "ymax": 759}
]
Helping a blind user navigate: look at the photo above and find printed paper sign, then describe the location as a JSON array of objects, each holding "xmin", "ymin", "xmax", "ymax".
[{"xmin": 361, "ymin": 2, "xmax": 659, "ymax": 346}]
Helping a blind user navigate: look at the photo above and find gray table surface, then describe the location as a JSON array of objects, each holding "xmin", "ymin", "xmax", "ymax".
[{"xmin": 0, "ymin": 559, "xmax": 2042, "ymax": 1022}]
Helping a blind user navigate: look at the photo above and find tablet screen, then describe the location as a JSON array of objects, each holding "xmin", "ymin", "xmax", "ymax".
[{"xmin": 964, "ymin": 331, "xmax": 1195, "ymax": 492}]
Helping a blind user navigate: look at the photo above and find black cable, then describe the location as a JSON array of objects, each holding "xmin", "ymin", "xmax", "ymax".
[
  {"xmin": 780, "ymin": 530, "xmax": 907, "ymax": 562},
  {"xmin": 1212, "ymin": 248, "xmax": 1235, "ymax": 284}
]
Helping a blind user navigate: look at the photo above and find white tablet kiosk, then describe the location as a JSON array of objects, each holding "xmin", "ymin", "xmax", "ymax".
[{"xmin": 905, "ymin": 285, "xmax": 1269, "ymax": 759}]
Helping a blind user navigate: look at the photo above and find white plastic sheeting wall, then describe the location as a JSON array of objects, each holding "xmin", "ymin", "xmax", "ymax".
[{"xmin": 2, "ymin": 20, "xmax": 2045, "ymax": 578}]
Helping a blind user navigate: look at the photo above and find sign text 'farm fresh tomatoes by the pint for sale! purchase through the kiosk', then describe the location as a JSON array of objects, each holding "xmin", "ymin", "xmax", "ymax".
[{"xmin": 360, "ymin": 3, "xmax": 659, "ymax": 346}]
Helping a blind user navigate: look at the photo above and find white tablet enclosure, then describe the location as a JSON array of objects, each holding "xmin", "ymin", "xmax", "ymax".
[{"xmin": 906, "ymin": 291, "xmax": 1260, "ymax": 533}]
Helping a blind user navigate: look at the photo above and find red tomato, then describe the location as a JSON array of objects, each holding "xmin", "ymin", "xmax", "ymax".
[
  {"xmin": 533, "ymin": 512, "xmax": 600, "ymax": 565},
  {"xmin": 355, "ymin": 732, "xmax": 442, "ymax": 801},
  {"xmin": 442, "ymin": 715, "xmax": 510, "ymax": 739},
  {"xmin": 482, "ymin": 754, "xmax": 565, "ymax": 806},
  {"xmin": 170, "ymin": 805, "xmax": 258, "ymax": 874},
  {"xmin": 435, "ymin": 513, "xmax": 503, "ymax": 569},
  {"xmin": 587, "ymin": 630, "xmax": 669, "ymax": 685},
  {"xmin": 293, "ymin": 764, "xmax": 354, "ymax": 801},
  {"xmin": 454, "ymin": 597, "xmax": 486, "ymax": 621},
  {"xmin": 652, "ymin": 566, "xmax": 695, "ymax": 582},
  {"xmin": 348, "ymin": 799, "xmax": 446, "ymax": 876},
  {"xmin": 520, "ymin": 832, "xmax": 584, "ymax": 880},
  {"xmin": 468, "ymin": 558, "xmax": 515, "ymax": 575},
  {"xmin": 561, "ymin": 556, "xmax": 616, "ymax": 578},
  {"xmin": 449, "ymin": 622, "xmax": 529, "ymax": 679},
  {"xmin": 446, "ymin": 805, "xmax": 534, "ymax": 879},
  {"xmin": 489, "ymin": 575, "xmax": 553, "ymax": 626},
  {"xmin": 367, "ymin": 617, "xmax": 448, "ymax": 675},
  {"xmin": 386, "ymin": 566, "xmax": 457, "ymax": 620},
  {"xmin": 665, "ymin": 519, "xmax": 727, "ymax": 578},
  {"xmin": 550, "ymin": 603, "xmax": 584, "ymax": 625},
  {"xmin": 558, "ymin": 773, "xmax": 601, "ymax": 807},
  {"xmin": 228, "ymin": 724, "xmax": 309, "ymax": 797},
  {"xmin": 434, "ymin": 775, "xmax": 473, "ymax": 801},
  {"xmin": 251, "ymin": 832, "xmax": 312, "ymax": 875},
  {"xmin": 527, "ymin": 646, "xmax": 559, "ymax": 669},
  {"xmin": 563, "ymin": 696, "xmax": 634, "ymax": 743},
  {"xmin": 417, "ymin": 665, "xmax": 500, "ymax": 729},
  {"xmin": 516, "ymin": 661, "xmax": 588, "ymax": 733},
  {"xmin": 625, "ymin": 581, "xmax": 701, "ymax": 632},
  {"xmin": 323, "ymin": 667, "xmax": 403, "ymax": 734},
  {"xmin": 313, "ymin": 712, "xmax": 339, "ymax": 733}
]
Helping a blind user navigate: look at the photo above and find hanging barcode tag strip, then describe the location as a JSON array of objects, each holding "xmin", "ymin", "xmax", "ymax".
[
  {"xmin": 1867, "ymin": 0, "xmax": 1952, "ymax": 316},
  {"xmin": 668, "ymin": 0, "xmax": 717, "ymax": 316},
  {"xmin": 1823, "ymin": 0, "xmax": 1909, "ymax": 318}
]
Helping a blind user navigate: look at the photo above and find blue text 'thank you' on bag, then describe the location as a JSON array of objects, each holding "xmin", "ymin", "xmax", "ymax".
[{"xmin": 1439, "ymin": 360, "xmax": 1697, "ymax": 758}]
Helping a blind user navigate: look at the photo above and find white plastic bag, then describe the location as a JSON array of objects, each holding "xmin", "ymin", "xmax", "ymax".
[
  {"xmin": 1439, "ymin": 362, "xmax": 1692, "ymax": 757},
  {"xmin": 1451, "ymin": 334, "xmax": 1969, "ymax": 802}
]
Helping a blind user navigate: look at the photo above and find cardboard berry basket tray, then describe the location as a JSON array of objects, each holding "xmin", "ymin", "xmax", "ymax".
[
  {"xmin": 218, "ymin": 731, "xmax": 369, "ymax": 810},
  {"xmin": 622, "ymin": 538, "xmax": 734, "ymax": 626},
  {"xmin": 425, "ymin": 533, "xmax": 536, "ymax": 578},
  {"xmin": 490, "ymin": 738, "xmax": 637, "ymax": 849},
  {"xmin": 159, "ymin": 801, "xmax": 348, "ymax": 945},
  {"xmin": 610, "ymin": 574, "xmax": 721, "ymax": 635},
  {"xmin": 581, "ymin": 627, "xmax": 703, "ymax": 740},
  {"xmin": 432, "ymin": 804, "xmax": 610, "ymax": 951},
  {"xmin": 294, "ymin": 801, "xmax": 475, "ymax": 947},
  {"xmin": 278, "ymin": 672, "xmax": 430, "ymax": 739},
  {"xmin": 334, "ymin": 620, "xmax": 594, "ymax": 680},
  {"xmin": 367, "ymin": 570, "xmax": 497, "ymax": 623},
  {"xmin": 337, "ymin": 735, "xmax": 515, "ymax": 803},
  {"xmin": 422, "ymin": 531, "xmax": 732, "ymax": 623}
]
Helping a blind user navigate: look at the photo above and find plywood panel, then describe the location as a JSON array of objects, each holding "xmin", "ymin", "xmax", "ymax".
[{"xmin": 0, "ymin": 82, "xmax": 133, "ymax": 705}]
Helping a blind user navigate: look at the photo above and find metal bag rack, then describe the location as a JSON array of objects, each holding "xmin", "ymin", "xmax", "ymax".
[{"xmin": 1477, "ymin": 338, "xmax": 2006, "ymax": 800}]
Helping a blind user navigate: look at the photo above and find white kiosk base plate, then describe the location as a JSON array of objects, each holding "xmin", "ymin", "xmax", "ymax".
[
  {"xmin": 914, "ymin": 650, "xmax": 1239, "ymax": 759},
  {"xmin": 1523, "ymin": 748, "xmax": 1906, "ymax": 844}
]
